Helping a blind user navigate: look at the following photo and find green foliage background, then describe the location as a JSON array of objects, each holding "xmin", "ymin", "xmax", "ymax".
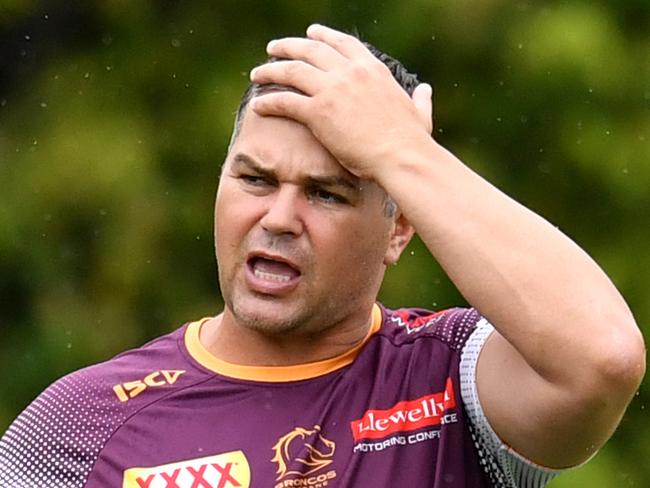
[{"xmin": 1, "ymin": 1, "xmax": 648, "ymax": 485}]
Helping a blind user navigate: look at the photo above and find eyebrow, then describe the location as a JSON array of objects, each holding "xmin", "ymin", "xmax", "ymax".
[{"xmin": 230, "ymin": 153, "xmax": 360, "ymax": 191}]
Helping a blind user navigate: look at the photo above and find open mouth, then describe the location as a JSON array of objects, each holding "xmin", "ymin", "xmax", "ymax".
[{"xmin": 247, "ymin": 255, "xmax": 301, "ymax": 284}]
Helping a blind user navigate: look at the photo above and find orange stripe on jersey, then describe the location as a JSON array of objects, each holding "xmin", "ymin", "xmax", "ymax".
[{"xmin": 184, "ymin": 304, "xmax": 382, "ymax": 382}]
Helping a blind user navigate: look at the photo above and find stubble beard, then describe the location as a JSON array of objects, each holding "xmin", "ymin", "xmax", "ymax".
[{"xmin": 222, "ymin": 270, "xmax": 356, "ymax": 338}]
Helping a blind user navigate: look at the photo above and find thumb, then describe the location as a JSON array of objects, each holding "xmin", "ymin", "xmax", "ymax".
[{"xmin": 412, "ymin": 83, "xmax": 433, "ymax": 134}]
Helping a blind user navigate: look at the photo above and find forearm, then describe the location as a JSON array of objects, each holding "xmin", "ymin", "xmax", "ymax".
[{"xmin": 377, "ymin": 137, "xmax": 644, "ymax": 388}]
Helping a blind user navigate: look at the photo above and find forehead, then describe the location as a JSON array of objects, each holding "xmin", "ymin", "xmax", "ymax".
[{"xmin": 227, "ymin": 110, "xmax": 353, "ymax": 181}]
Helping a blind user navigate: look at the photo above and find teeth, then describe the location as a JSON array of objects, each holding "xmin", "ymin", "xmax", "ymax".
[{"xmin": 254, "ymin": 269, "xmax": 291, "ymax": 283}]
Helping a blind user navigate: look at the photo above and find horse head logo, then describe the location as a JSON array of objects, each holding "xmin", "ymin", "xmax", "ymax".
[{"xmin": 271, "ymin": 425, "xmax": 336, "ymax": 480}]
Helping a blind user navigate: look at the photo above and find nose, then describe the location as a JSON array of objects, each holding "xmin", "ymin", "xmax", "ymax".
[{"xmin": 259, "ymin": 185, "xmax": 304, "ymax": 236}]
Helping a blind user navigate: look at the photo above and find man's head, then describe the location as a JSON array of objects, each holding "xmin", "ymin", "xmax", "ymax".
[
  {"xmin": 229, "ymin": 40, "xmax": 422, "ymax": 151},
  {"xmin": 214, "ymin": 37, "xmax": 418, "ymax": 337}
]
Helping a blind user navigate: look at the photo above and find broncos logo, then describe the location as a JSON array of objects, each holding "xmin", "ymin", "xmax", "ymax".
[{"xmin": 271, "ymin": 425, "xmax": 336, "ymax": 480}]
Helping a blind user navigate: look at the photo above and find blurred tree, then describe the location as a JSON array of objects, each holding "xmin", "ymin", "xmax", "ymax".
[{"xmin": 1, "ymin": 1, "xmax": 648, "ymax": 486}]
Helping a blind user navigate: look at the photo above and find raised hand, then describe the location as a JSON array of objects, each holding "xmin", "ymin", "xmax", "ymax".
[{"xmin": 250, "ymin": 24, "xmax": 433, "ymax": 180}]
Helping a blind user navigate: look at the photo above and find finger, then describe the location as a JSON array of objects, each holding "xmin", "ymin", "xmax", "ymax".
[
  {"xmin": 250, "ymin": 92, "xmax": 310, "ymax": 123},
  {"xmin": 266, "ymin": 37, "xmax": 347, "ymax": 72},
  {"xmin": 251, "ymin": 60, "xmax": 324, "ymax": 96},
  {"xmin": 306, "ymin": 24, "xmax": 371, "ymax": 60},
  {"xmin": 412, "ymin": 83, "xmax": 434, "ymax": 134}
]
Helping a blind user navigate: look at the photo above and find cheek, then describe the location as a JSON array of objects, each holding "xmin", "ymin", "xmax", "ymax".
[
  {"xmin": 214, "ymin": 191, "xmax": 248, "ymax": 263},
  {"xmin": 313, "ymin": 216, "xmax": 390, "ymax": 278}
]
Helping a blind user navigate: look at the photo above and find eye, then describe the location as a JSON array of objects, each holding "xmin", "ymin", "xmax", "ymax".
[
  {"xmin": 239, "ymin": 174, "xmax": 270, "ymax": 186},
  {"xmin": 309, "ymin": 188, "xmax": 347, "ymax": 204}
]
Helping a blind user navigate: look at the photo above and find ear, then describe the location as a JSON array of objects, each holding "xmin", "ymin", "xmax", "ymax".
[{"xmin": 384, "ymin": 212, "xmax": 415, "ymax": 266}]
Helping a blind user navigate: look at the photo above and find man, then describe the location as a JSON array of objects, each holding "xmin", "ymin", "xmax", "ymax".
[{"xmin": 0, "ymin": 24, "xmax": 645, "ymax": 487}]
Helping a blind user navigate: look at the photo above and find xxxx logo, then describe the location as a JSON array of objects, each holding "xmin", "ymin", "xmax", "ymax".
[
  {"xmin": 113, "ymin": 370, "xmax": 185, "ymax": 402},
  {"xmin": 122, "ymin": 450, "xmax": 250, "ymax": 488},
  {"xmin": 271, "ymin": 425, "xmax": 337, "ymax": 488}
]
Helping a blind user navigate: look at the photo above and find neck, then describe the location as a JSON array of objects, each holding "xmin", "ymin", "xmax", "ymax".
[{"xmin": 199, "ymin": 306, "xmax": 376, "ymax": 367}]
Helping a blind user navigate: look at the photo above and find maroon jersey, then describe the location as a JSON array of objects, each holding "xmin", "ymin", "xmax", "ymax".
[{"xmin": 0, "ymin": 305, "xmax": 558, "ymax": 487}]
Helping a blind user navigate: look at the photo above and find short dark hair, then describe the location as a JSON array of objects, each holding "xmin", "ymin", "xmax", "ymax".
[{"xmin": 229, "ymin": 39, "xmax": 421, "ymax": 148}]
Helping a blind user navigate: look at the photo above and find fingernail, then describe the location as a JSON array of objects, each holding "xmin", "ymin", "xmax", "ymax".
[
  {"xmin": 249, "ymin": 67, "xmax": 258, "ymax": 81},
  {"xmin": 307, "ymin": 24, "xmax": 322, "ymax": 34},
  {"xmin": 267, "ymin": 40, "xmax": 277, "ymax": 50}
]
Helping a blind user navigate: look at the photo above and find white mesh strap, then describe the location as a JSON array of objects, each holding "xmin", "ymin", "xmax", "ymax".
[{"xmin": 460, "ymin": 319, "xmax": 562, "ymax": 488}]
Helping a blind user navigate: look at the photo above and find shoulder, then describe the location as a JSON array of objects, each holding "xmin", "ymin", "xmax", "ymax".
[
  {"xmin": 0, "ymin": 322, "xmax": 208, "ymax": 487},
  {"xmin": 378, "ymin": 304, "xmax": 482, "ymax": 351}
]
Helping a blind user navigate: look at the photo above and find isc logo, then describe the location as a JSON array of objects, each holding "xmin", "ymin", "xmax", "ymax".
[{"xmin": 113, "ymin": 370, "xmax": 186, "ymax": 402}]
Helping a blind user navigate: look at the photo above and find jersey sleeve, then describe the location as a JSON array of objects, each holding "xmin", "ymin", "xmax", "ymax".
[
  {"xmin": 0, "ymin": 369, "xmax": 125, "ymax": 488},
  {"xmin": 459, "ymin": 318, "xmax": 563, "ymax": 488}
]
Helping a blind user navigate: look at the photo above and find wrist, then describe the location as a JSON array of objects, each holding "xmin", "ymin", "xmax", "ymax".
[{"xmin": 371, "ymin": 134, "xmax": 445, "ymax": 187}]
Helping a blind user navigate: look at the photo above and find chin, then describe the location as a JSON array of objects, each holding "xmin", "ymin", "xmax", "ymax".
[{"xmin": 229, "ymin": 298, "xmax": 309, "ymax": 336}]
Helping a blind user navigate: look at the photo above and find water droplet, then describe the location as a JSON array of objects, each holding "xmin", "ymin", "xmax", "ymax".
[
  {"xmin": 622, "ymin": 168, "xmax": 629, "ymax": 174},
  {"xmin": 99, "ymin": 209, "xmax": 107, "ymax": 216},
  {"xmin": 40, "ymin": 102, "xmax": 47, "ymax": 108},
  {"xmin": 44, "ymin": 14, "xmax": 49, "ymax": 20},
  {"xmin": 453, "ymin": 82, "xmax": 459, "ymax": 88},
  {"xmin": 24, "ymin": 35, "xmax": 31, "ymax": 41},
  {"xmin": 66, "ymin": 343, "xmax": 72, "ymax": 349},
  {"xmin": 431, "ymin": 35, "xmax": 436, "ymax": 41},
  {"xmin": 171, "ymin": 38, "xmax": 182, "ymax": 48},
  {"xmin": 84, "ymin": 72, "xmax": 90, "ymax": 79},
  {"xmin": 106, "ymin": 65, "xmax": 112, "ymax": 71},
  {"xmin": 185, "ymin": 83, "xmax": 190, "ymax": 88},
  {"xmin": 605, "ymin": 130, "xmax": 610, "ymax": 136},
  {"xmin": 32, "ymin": 139, "xmax": 38, "ymax": 145},
  {"xmin": 410, "ymin": 251, "xmax": 415, "ymax": 256},
  {"xmin": 196, "ymin": 235, "xmax": 201, "ymax": 240},
  {"xmin": 189, "ymin": 29, "xmax": 194, "ymax": 34},
  {"xmin": 576, "ymin": 139, "xmax": 582, "ymax": 145},
  {"xmin": 496, "ymin": 116, "xmax": 502, "ymax": 122},
  {"xmin": 520, "ymin": 115, "xmax": 528, "ymax": 123},
  {"xmin": 517, "ymin": 43, "xmax": 523, "ymax": 49}
]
